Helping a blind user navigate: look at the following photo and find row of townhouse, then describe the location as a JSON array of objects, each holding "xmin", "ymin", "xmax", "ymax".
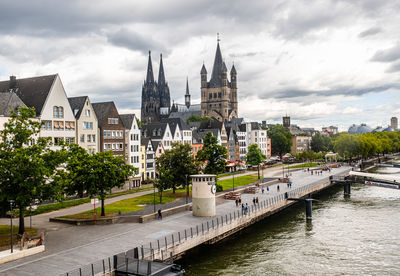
[{"xmin": 0, "ymin": 74, "xmax": 142, "ymax": 188}]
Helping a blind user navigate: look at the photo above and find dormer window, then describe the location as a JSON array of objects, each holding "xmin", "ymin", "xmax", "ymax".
[{"xmin": 85, "ymin": 110, "xmax": 90, "ymax": 117}]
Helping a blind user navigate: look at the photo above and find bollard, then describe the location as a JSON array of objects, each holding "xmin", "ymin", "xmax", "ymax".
[
  {"xmin": 172, "ymin": 234, "xmax": 174, "ymax": 246},
  {"xmin": 141, "ymin": 246, "xmax": 144, "ymax": 260},
  {"xmin": 170, "ymin": 252, "xmax": 173, "ymax": 264},
  {"xmin": 165, "ymin": 237, "xmax": 168, "ymax": 249},
  {"xmin": 185, "ymin": 229, "xmax": 187, "ymax": 240},
  {"xmin": 125, "ymin": 257, "xmax": 128, "ymax": 273},
  {"xmin": 109, "ymin": 257, "xmax": 111, "ymax": 272},
  {"xmin": 113, "ymin": 255, "xmax": 118, "ymax": 270},
  {"xmin": 102, "ymin": 259, "xmax": 105, "ymax": 274},
  {"xmin": 178, "ymin": 232, "xmax": 181, "ymax": 243},
  {"xmin": 191, "ymin": 227, "xmax": 193, "ymax": 238},
  {"xmin": 202, "ymin": 223, "xmax": 204, "ymax": 234},
  {"xmin": 158, "ymin": 240, "xmax": 160, "ymax": 251},
  {"xmin": 212, "ymin": 220, "xmax": 214, "ymax": 229},
  {"xmin": 196, "ymin": 225, "xmax": 199, "ymax": 235},
  {"xmin": 91, "ymin": 263, "xmax": 94, "ymax": 276},
  {"xmin": 79, "ymin": 268, "xmax": 82, "ymax": 276},
  {"xmin": 207, "ymin": 221, "xmax": 209, "ymax": 231},
  {"xmin": 217, "ymin": 217, "xmax": 219, "ymax": 227},
  {"xmin": 230, "ymin": 213, "xmax": 232, "ymax": 222}
]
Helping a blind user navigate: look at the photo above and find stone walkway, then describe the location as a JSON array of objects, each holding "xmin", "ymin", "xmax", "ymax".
[{"xmin": 0, "ymin": 165, "xmax": 351, "ymax": 276}]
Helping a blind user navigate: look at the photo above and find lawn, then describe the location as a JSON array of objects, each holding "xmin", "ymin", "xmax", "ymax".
[
  {"xmin": 60, "ymin": 188, "xmax": 189, "ymax": 220},
  {"xmin": 217, "ymin": 174, "xmax": 259, "ymax": 190},
  {"xmin": 26, "ymin": 186, "xmax": 153, "ymax": 216},
  {"xmin": 0, "ymin": 225, "xmax": 38, "ymax": 250},
  {"xmin": 287, "ymin": 162, "xmax": 320, "ymax": 169}
]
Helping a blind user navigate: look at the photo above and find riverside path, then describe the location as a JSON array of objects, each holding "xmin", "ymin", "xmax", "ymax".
[{"xmin": 0, "ymin": 165, "xmax": 351, "ymax": 276}]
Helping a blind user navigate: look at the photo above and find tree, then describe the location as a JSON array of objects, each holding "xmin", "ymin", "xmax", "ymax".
[
  {"xmin": 311, "ymin": 133, "xmax": 333, "ymax": 152},
  {"xmin": 246, "ymin": 144, "xmax": 266, "ymax": 179},
  {"xmin": 84, "ymin": 151, "xmax": 136, "ymax": 216},
  {"xmin": 186, "ymin": 114, "xmax": 213, "ymax": 123},
  {"xmin": 156, "ymin": 142, "xmax": 199, "ymax": 193},
  {"xmin": 333, "ymin": 133, "xmax": 361, "ymax": 162},
  {"xmin": 0, "ymin": 107, "xmax": 66, "ymax": 235},
  {"xmin": 196, "ymin": 132, "xmax": 227, "ymax": 175},
  {"xmin": 267, "ymin": 125, "xmax": 293, "ymax": 157}
]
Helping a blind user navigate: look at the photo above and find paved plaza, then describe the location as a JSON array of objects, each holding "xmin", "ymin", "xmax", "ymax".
[{"xmin": 0, "ymin": 165, "xmax": 350, "ymax": 275}]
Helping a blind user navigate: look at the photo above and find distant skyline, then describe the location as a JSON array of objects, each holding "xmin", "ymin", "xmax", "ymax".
[{"xmin": 0, "ymin": 0, "xmax": 399, "ymax": 131}]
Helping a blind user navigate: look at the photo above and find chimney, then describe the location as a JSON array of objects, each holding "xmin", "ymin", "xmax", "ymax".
[{"xmin": 9, "ymin": 76, "xmax": 17, "ymax": 90}]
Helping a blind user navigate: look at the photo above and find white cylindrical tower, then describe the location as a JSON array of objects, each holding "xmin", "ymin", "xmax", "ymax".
[{"xmin": 191, "ymin": 174, "xmax": 216, "ymax": 217}]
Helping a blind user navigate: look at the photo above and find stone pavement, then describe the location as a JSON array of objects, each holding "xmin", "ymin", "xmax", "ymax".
[{"xmin": 0, "ymin": 165, "xmax": 350, "ymax": 276}]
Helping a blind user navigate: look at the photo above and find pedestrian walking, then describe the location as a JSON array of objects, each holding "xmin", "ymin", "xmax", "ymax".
[
  {"xmin": 157, "ymin": 209, "xmax": 162, "ymax": 220},
  {"xmin": 267, "ymin": 186, "xmax": 269, "ymax": 192},
  {"xmin": 277, "ymin": 185, "xmax": 280, "ymax": 192},
  {"xmin": 239, "ymin": 198, "xmax": 242, "ymax": 205},
  {"xmin": 256, "ymin": 197, "xmax": 259, "ymax": 205},
  {"xmin": 253, "ymin": 197, "xmax": 256, "ymax": 205},
  {"xmin": 241, "ymin": 203, "xmax": 244, "ymax": 215},
  {"xmin": 245, "ymin": 203, "xmax": 248, "ymax": 215},
  {"xmin": 262, "ymin": 187, "xmax": 265, "ymax": 194},
  {"xmin": 235, "ymin": 199, "xmax": 238, "ymax": 207}
]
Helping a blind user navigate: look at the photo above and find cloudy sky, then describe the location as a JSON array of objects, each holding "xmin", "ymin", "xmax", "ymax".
[{"xmin": 0, "ymin": 0, "xmax": 399, "ymax": 131}]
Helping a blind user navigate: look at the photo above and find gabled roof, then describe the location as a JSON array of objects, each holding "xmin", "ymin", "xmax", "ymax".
[
  {"xmin": 199, "ymin": 119, "xmax": 223, "ymax": 130},
  {"xmin": 141, "ymin": 122, "xmax": 169, "ymax": 139},
  {"xmin": 141, "ymin": 137, "xmax": 150, "ymax": 147},
  {"xmin": 152, "ymin": 140, "xmax": 162, "ymax": 151},
  {"xmin": 92, "ymin": 101, "xmax": 116, "ymax": 126},
  {"xmin": 68, "ymin": 96, "xmax": 88, "ymax": 119},
  {"xmin": 120, "ymin": 114, "xmax": 136, "ymax": 129},
  {"xmin": 0, "ymin": 74, "xmax": 57, "ymax": 116},
  {"xmin": 0, "ymin": 91, "xmax": 25, "ymax": 116},
  {"xmin": 209, "ymin": 42, "xmax": 224, "ymax": 88},
  {"xmin": 161, "ymin": 117, "xmax": 190, "ymax": 131}
]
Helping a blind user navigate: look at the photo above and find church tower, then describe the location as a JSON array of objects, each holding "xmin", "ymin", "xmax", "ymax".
[
  {"xmin": 141, "ymin": 51, "xmax": 160, "ymax": 124},
  {"xmin": 158, "ymin": 53, "xmax": 171, "ymax": 109},
  {"xmin": 201, "ymin": 39, "xmax": 238, "ymax": 122}
]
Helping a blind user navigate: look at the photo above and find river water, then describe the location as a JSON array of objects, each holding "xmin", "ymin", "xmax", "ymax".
[{"xmin": 178, "ymin": 162, "xmax": 400, "ymax": 275}]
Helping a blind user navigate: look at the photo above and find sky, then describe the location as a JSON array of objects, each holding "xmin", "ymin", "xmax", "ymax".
[{"xmin": 0, "ymin": 0, "xmax": 399, "ymax": 131}]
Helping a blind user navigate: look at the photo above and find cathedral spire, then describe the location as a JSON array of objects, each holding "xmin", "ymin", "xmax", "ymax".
[
  {"xmin": 158, "ymin": 53, "xmax": 165, "ymax": 85},
  {"xmin": 146, "ymin": 51, "xmax": 154, "ymax": 83},
  {"xmin": 185, "ymin": 77, "xmax": 191, "ymax": 109}
]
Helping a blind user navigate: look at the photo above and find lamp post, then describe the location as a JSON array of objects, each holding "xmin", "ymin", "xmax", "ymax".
[
  {"xmin": 185, "ymin": 174, "xmax": 189, "ymax": 204},
  {"xmin": 232, "ymin": 168, "xmax": 235, "ymax": 191},
  {"xmin": 8, "ymin": 200, "xmax": 14, "ymax": 253},
  {"xmin": 153, "ymin": 177, "xmax": 156, "ymax": 213}
]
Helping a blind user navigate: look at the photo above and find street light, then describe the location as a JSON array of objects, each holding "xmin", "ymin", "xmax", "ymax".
[
  {"xmin": 8, "ymin": 200, "xmax": 14, "ymax": 253},
  {"xmin": 153, "ymin": 175, "xmax": 157, "ymax": 213},
  {"xmin": 232, "ymin": 168, "xmax": 235, "ymax": 191},
  {"xmin": 185, "ymin": 174, "xmax": 189, "ymax": 204}
]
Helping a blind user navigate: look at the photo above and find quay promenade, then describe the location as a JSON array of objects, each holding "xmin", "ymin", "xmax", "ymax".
[{"xmin": 0, "ymin": 165, "xmax": 351, "ymax": 276}]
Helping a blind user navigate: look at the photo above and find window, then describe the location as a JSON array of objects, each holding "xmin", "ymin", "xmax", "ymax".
[
  {"xmin": 53, "ymin": 106, "xmax": 64, "ymax": 118},
  {"xmin": 87, "ymin": 135, "xmax": 91, "ymax": 143},
  {"xmin": 108, "ymin": 118, "xmax": 118, "ymax": 124},
  {"xmin": 65, "ymin": 121, "xmax": 75, "ymax": 130},
  {"xmin": 85, "ymin": 110, "xmax": 90, "ymax": 117},
  {"xmin": 54, "ymin": 137, "xmax": 63, "ymax": 145},
  {"xmin": 65, "ymin": 137, "xmax": 75, "ymax": 144},
  {"xmin": 80, "ymin": 134, "xmax": 85, "ymax": 142},
  {"xmin": 130, "ymin": 134, "xmax": 133, "ymax": 141},
  {"xmin": 209, "ymin": 93, "xmax": 212, "ymax": 99},
  {"xmin": 42, "ymin": 120, "xmax": 52, "ymax": 130},
  {"xmin": 131, "ymin": 145, "xmax": 133, "ymax": 152},
  {"xmin": 83, "ymin": 122, "xmax": 93, "ymax": 130},
  {"xmin": 131, "ymin": 157, "xmax": 133, "ymax": 164},
  {"xmin": 214, "ymin": 93, "xmax": 217, "ymax": 98},
  {"xmin": 92, "ymin": 135, "xmax": 95, "ymax": 142},
  {"xmin": 54, "ymin": 121, "xmax": 64, "ymax": 130}
]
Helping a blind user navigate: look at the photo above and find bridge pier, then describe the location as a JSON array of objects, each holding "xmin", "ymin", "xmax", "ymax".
[
  {"xmin": 344, "ymin": 181, "xmax": 351, "ymax": 195},
  {"xmin": 305, "ymin": 199, "xmax": 312, "ymax": 220}
]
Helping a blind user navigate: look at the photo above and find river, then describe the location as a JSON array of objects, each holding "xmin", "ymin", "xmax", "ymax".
[{"xmin": 178, "ymin": 162, "xmax": 400, "ymax": 275}]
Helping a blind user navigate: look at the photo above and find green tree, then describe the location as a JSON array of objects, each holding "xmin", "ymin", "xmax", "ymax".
[
  {"xmin": 156, "ymin": 142, "xmax": 199, "ymax": 193},
  {"xmin": 0, "ymin": 107, "xmax": 66, "ymax": 235},
  {"xmin": 186, "ymin": 114, "xmax": 213, "ymax": 123},
  {"xmin": 196, "ymin": 132, "xmax": 227, "ymax": 174},
  {"xmin": 246, "ymin": 144, "xmax": 266, "ymax": 179},
  {"xmin": 267, "ymin": 125, "xmax": 293, "ymax": 157},
  {"xmin": 333, "ymin": 133, "xmax": 361, "ymax": 162},
  {"xmin": 84, "ymin": 151, "xmax": 136, "ymax": 216},
  {"xmin": 311, "ymin": 133, "xmax": 333, "ymax": 152}
]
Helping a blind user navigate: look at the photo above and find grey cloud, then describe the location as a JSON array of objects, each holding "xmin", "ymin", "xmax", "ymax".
[
  {"xmin": 358, "ymin": 27, "xmax": 382, "ymax": 38},
  {"xmin": 371, "ymin": 44, "xmax": 400, "ymax": 63},
  {"xmin": 107, "ymin": 28, "xmax": 167, "ymax": 55},
  {"xmin": 262, "ymin": 84, "xmax": 399, "ymax": 100},
  {"xmin": 385, "ymin": 61, "xmax": 400, "ymax": 73}
]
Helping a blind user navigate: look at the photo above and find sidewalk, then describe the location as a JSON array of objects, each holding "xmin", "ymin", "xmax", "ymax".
[{"xmin": 0, "ymin": 165, "xmax": 350, "ymax": 276}]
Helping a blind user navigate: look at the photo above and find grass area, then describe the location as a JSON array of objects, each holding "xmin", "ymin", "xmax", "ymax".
[
  {"xmin": 0, "ymin": 225, "xmax": 38, "ymax": 249},
  {"xmin": 60, "ymin": 189, "xmax": 189, "ymax": 220},
  {"xmin": 288, "ymin": 162, "xmax": 320, "ymax": 169},
  {"xmin": 217, "ymin": 174, "xmax": 259, "ymax": 190},
  {"xmin": 26, "ymin": 186, "xmax": 153, "ymax": 216}
]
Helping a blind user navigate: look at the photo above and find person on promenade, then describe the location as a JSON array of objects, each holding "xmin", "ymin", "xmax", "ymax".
[
  {"xmin": 253, "ymin": 197, "xmax": 256, "ymax": 205},
  {"xmin": 256, "ymin": 197, "xmax": 259, "ymax": 205},
  {"xmin": 245, "ymin": 203, "xmax": 248, "ymax": 215},
  {"xmin": 239, "ymin": 198, "xmax": 242, "ymax": 205},
  {"xmin": 262, "ymin": 186, "xmax": 265, "ymax": 194},
  {"xmin": 241, "ymin": 203, "xmax": 245, "ymax": 215},
  {"xmin": 235, "ymin": 199, "xmax": 238, "ymax": 207},
  {"xmin": 267, "ymin": 186, "xmax": 269, "ymax": 192},
  {"xmin": 277, "ymin": 185, "xmax": 280, "ymax": 192},
  {"xmin": 157, "ymin": 209, "xmax": 162, "ymax": 220}
]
